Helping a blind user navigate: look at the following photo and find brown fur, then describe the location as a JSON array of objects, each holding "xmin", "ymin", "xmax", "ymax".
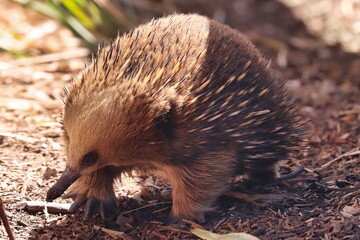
[{"xmin": 53, "ymin": 13, "xmax": 304, "ymax": 222}]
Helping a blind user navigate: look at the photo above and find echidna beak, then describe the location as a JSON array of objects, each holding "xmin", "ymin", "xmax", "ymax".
[{"xmin": 46, "ymin": 167, "xmax": 80, "ymax": 202}]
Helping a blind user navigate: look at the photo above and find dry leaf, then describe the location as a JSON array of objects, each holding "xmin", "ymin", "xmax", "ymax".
[
  {"xmin": 191, "ymin": 228, "xmax": 259, "ymax": 240},
  {"xmin": 341, "ymin": 205, "xmax": 360, "ymax": 218}
]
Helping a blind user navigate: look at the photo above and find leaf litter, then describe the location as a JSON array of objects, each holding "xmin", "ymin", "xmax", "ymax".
[{"xmin": 1, "ymin": 0, "xmax": 360, "ymax": 239}]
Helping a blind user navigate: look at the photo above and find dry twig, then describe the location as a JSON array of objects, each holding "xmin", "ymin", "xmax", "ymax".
[
  {"xmin": 150, "ymin": 231, "xmax": 168, "ymax": 240},
  {"xmin": 320, "ymin": 148, "xmax": 360, "ymax": 169},
  {"xmin": 11, "ymin": 48, "xmax": 89, "ymax": 66},
  {"xmin": 158, "ymin": 226, "xmax": 192, "ymax": 235},
  {"xmin": 120, "ymin": 201, "xmax": 171, "ymax": 215},
  {"xmin": 0, "ymin": 132, "xmax": 39, "ymax": 144},
  {"xmin": 20, "ymin": 201, "xmax": 71, "ymax": 214},
  {"xmin": 182, "ymin": 219, "xmax": 203, "ymax": 229},
  {"xmin": 315, "ymin": 182, "xmax": 360, "ymax": 193},
  {"xmin": 225, "ymin": 191, "xmax": 286, "ymax": 202},
  {"xmin": 0, "ymin": 197, "xmax": 15, "ymax": 240},
  {"xmin": 93, "ymin": 225, "xmax": 126, "ymax": 238}
]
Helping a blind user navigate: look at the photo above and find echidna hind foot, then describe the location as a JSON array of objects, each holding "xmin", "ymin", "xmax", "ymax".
[
  {"xmin": 64, "ymin": 166, "xmax": 122, "ymax": 220},
  {"xmin": 246, "ymin": 162, "xmax": 279, "ymax": 185}
]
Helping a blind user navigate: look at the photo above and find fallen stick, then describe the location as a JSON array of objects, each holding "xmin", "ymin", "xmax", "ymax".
[
  {"xmin": 93, "ymin": 225, "xmax": 126, "ymax": 238},
  {"xmin": 320, "ymin": 148, "xmax": 360, "ymax": 169},
  {"xmin": 0, "ymin": 132, "xmax": 39, "ymax": 144},
  {"xmin": 0, "ymin": 197, "xmax": 15, "ymax": 240},
  {"xmin": 314, "ymin": 183, "xmax": 360, "ymax": 193},
  {"xmin": 11, "ymin": 48, "xmax": 90, "ymax": 66},
  {"xmin": 119, "ymin": 201, "xmax": 171, "ymax": 215},
  {"xmin": 20, "ymin": 201, "xmax": 71, "ymax": 214}
]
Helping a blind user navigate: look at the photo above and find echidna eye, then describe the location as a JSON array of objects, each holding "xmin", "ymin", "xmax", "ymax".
[{"xmin": 82, "ymin": 151, "xmax": 98, "ymax": 166}]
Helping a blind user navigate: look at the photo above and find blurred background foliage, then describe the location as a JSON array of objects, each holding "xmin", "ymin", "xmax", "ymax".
[
  {"xmin": 10, "ymin": 0, "xmax": 176, "ymax": 49},
  {"xmin": 1, "ymin": 0, "xmax": 360, "ymax": 56}
]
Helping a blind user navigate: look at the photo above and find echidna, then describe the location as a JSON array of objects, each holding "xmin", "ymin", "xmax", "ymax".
[{"xmin": 46, "ymin": 13, "xmax": 304, "ymax": 223}]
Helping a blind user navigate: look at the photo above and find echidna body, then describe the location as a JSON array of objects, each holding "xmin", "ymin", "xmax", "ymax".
[{"xmin": 47, "ymin": 14, "xmax": 303, "ymax": 223}]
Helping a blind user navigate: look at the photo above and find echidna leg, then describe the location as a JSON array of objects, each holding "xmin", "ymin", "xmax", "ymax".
[
  {"xmin": 64, "ymin": 166, "xmax": 122, "ymax": 220},
  {"xmin": 165, "ymin": 151, "xmax": 236, "ymax": 224},
  {"xmin": 246, "ymin": 160, "xmax": 278, "ymax": 184}
]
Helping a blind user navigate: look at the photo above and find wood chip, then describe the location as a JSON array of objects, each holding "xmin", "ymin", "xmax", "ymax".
[
  {"xmin": 20, "ymin": 201, "xmax": 71, "ymax": 214},
  {"xmin": 93, "ymin": 225, "xmax": 126, "ymax": 238}
]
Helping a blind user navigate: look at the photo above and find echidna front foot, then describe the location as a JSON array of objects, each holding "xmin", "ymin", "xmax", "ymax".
[
  {"xmin": 82, "ymin": 197, "xmax": 117, "ymax": 221},
  {"xmin": 65, "ymin": 166, "xmax": 121, "ymax": 220},
  {"xmin": 68, "ymin": 193, "xmax": 86, "ymax": 212},
  {"xmin": 84, "ymin": 198, "xmax": 100, "ymax": 219},
  {"xmin": 66, "ymin": 186, "xmax": 118, "ymax": 221}
]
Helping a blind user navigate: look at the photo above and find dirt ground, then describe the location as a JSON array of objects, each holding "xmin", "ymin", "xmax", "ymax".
[{"xmin": 0, "ymin": 0, "xmax": 359, "ymax": 239}]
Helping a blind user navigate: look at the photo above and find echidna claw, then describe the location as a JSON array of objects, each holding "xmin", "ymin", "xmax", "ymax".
[
  {"xmin": 61, "ymin": 191, "xmax": 77, "ymax": 200},
  {"xmin": 84, "ymin": 198, "xmax": 100, "ymax": 220},
  {"xmin": 69, "ymin": 194, "xmax": 87, "ymax": 213},
  {"xmin": 100, "ymin": 198, "xmax": 117, "ymax": 220},
  {"xmin": 74, "ymin": 197, "xmax": 118, "ymax": 221}
]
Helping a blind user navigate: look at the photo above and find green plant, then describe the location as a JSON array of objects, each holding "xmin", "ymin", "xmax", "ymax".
[{"xmin": 13, "ymin": 0, "xmax": 134, "ymax": 48}]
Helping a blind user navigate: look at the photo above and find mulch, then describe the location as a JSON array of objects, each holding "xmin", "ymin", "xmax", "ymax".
[{"xmin": 0, "ymin": 0, "xmax": 359, "ymax": 239}]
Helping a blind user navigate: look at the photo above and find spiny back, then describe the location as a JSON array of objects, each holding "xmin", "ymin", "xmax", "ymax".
[{"xmin": 64, "ymin": 13, "xmax": 303, "ymax": 160}]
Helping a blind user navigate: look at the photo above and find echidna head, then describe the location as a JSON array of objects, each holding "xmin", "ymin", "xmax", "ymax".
[
  {"xmin": 46, "ymin": 81, "xmax": 171, "ymax": 201},
  {"xmin": 63, "ymin": 93, "xmax": 126, "ymax": 172},
  {"xmin": 46, "ymin": 91, "xmax": 129, "ymax": 201}
]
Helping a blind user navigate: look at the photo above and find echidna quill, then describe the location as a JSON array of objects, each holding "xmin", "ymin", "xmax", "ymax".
[{"xmin": 46, "ymin": 13, "xmax": 305, "ymax": 223}]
